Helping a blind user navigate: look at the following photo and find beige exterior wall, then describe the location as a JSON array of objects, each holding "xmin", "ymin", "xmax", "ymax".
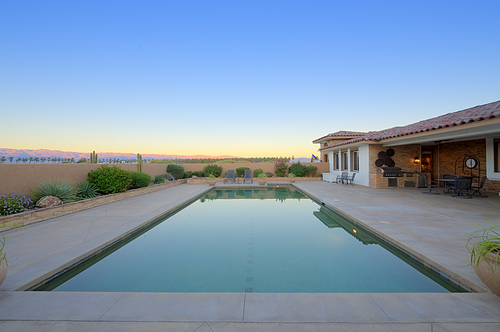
[{"xmin": 0, "ymin": 162, "xmax": 329, "ymax": 197}]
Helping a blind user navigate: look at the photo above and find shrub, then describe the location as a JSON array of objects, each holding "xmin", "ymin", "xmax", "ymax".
[
  {"xmin": 153, "ymin": 175, "xmax": 165, "ymax": 184},
  {"xmin": 32, "ymin": 179, "xmax": 77, "ymax": 203},
  {"xmin": 163, "ymin": 173, "xmax": 175, "ymax": 181},
  {"xmin": 203, "ymin": 164, "xmax": 223, "ymax": 177},
  {"xmin": 76, "ymin": 181, "xmax": 98, "ymax": 199},
  {"xmin": 306, "ymin": 165, "xmax": 317, "ymax": 177},
  {"xmin": 274, "ymin": 161, "xmax": 288, "ymax": 177},
  {"xmin": 0, "ymin": 193, "xmax": 32, "ymax": 216},
  {"xmin": 167, "ymin": 164, "xmax": 185, "ymax": 180},
  {"xmin": 288, "ymin": 162, "xmax": 307, "ymax": 177},
  {"xmin": 182, "ymin": 171, "xmax": 193, "ymax": 179},
  {"xmin": 192, "ymin": 171, "xmax": 205, "ymax": 177},
  {"xmin": 236, "ymin": 167, "xmax": 250, "ymax": 177},
  {"xmin": 253, "ymin": 168, "xmax": 264, "ymax": 177},
  {"xmin": 130, "ymin": 172, "xmax": 152, "ymax": 189},
  {"xmin": 87, "ymin": 165, "xmax": 132, "ymax": 194},
  {"xmin": 265, "ymin": 172, "xmax": 274, "ymax": 177}
]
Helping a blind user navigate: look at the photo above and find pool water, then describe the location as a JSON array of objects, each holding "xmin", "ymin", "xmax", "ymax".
[{"xmin": 37, "ymin": 187, "xmax": 464, "ymax": 293}]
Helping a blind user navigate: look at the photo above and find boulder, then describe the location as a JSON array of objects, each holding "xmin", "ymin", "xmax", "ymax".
[{"xmin": 36, "ymin": 196, "xmax": 63, "ymax": 208}]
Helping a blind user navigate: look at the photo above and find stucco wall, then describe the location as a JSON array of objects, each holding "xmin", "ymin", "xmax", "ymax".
[{"xmin": 0, "ymin": 162, "xmax": 329, "ymax": 197}]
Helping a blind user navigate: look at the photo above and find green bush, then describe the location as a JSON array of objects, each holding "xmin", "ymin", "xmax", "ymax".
[
  {"xmin": 203, "ymin": 164, "xmax": 223, "ymax": 177},
  {"xmin": 0, "ymin": 193, "xmax": 32, "ymax": 216},
  {"xmin": 192, "ymin": 171, "xmax": 205, "ymax": 177},
  {"xmin": 306, "ymin": 165, "xmax": 317, "ymax": 177},
  {"xmin": 265, "ymin": 172, "xmax": 274, "ymax": 177},
  {"xmin": 76, "ymin": 181, "xmax": 98, "ymax": 199},
  {"xmin": 87, "ymin": 165, "xmax": 132, "ymax": 194},
  {"xmin": 153, "ymin": 174, "xmax": 165, "ymax": 184},
  {"xmin": 130, "ymin": 172, "xmax": 152, "ymax": 189},
  {"xmin": 32, "ymin": 179, "xmax": 77, "ymax": 203},
  {"xmin": 166, "ymin": 164, "xmax": 185, "ymax": 180},
  {"xmin": 236, "ymin": 167, "xmax": 250, "ymax": 177},
  {"xmin": 288, "ymin": 162, "xmax": 308, "ymax": 177},
  {"xmin": 183, "ymin": 171, "xmax": 193, "ymax": 179},
  {"xmin": 253, "ymin": 168, "xmax": 264, "ymax": 177},
  {"xmin": 274, "ymin": 161, "xmax": 288, "ymax": 177}
]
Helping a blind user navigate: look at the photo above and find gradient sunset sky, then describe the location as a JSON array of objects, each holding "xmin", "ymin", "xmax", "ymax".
[{"xmin": 1, "ymin": 1, "xmax": 499, "ymax": 158}]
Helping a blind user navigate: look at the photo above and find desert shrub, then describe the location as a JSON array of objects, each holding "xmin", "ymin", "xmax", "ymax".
[
  {"xmin": 32, "ymin": 179, "xmax": 77, "ymax": 203},
  {"xmin": 306, "ymin": 165, "xmax": 317, "ymax": 177},
  {"xmin": 203, "ymin": 164, "xmax": 223, "ymax": 177},
  {"xmin": 274, "ymin": 161, "xmax": 288, "ymax": 177},
  {"xmin": 192, "ymin": 171, "xmax": 205, "ymax": 177},
  {"xmin": 236, "ymin": 167, "xmax": 250, "ymax": 177},
  {"xmin": 163, "ymin": 173, "xmax": 175, "ymax": 181},
  {"xmin": 76, "ymin": 181, "xmax": 98, "ymax": 199},
  {"xmin": 166, "ymin": 164, "xmax": 185, "ymax": 180},
  {"xmin": 265, "ymin": 172, "xmax": 274, "ymax": 177},
  {"xmin": 183, "ymin": 171, "xmax": 193, "ymax": 179},
  {"xmin": 0, "ymin": 193, "xmax": 32, "ymax": 216},
  {"xmin": 129, "ymin": 172, "xmax": 152, "ymax": 189},
  {"xmin": 153, "ymin": 174, "xmax": 165, "ymax": 184},
  {"xmin": 87, "ymin": 165, "xmax": 132, "ymax": 194},
  {"xmin": 288, "ymin": 162, "xmax": 307, "ymax": 177},
  {"xmin": 253, "ymin": 168, "xmax": 264, "ymax": 177}
]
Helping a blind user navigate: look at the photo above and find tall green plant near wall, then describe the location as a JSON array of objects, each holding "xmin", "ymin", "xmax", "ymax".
[
  {"xmin": 137, "ymin": 153, "xmax": 142, "ymax": 173},
  {"xmin": 89, "ymin": 151, "xmax": 98, "ymax": 163}
]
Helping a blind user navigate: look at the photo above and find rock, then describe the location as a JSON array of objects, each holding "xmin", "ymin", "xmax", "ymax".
[{"xmin": 36, "ymin": 196, "xmax": 63, "ymax": 208}]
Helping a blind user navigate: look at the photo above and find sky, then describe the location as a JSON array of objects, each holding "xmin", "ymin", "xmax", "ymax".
[{"xmin": 1, "ymin": 0, "xmax": 499, "ymax": 158}]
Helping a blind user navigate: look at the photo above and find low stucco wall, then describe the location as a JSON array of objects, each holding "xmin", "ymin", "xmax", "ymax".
[{"xmin": 0, "ymin": 162, "xmax": 328, "ymax": 196}]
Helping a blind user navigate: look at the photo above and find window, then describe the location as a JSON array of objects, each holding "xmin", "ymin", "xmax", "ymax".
[
  {"xmin": 334, "ymin": 153, "xmax": 339, "ymax": 170},
  {"xmin": 342, "ymin": 151, "xmax": 348, "ymax": 170},
  {"xmin": 351, "ymin": 150, "xmax": 359, "ymax": 171}
]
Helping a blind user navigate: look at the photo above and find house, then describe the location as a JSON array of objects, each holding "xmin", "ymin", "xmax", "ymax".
[{"xmin": 313, "ymin": 100, "xmax": 500, "ymax": 191}]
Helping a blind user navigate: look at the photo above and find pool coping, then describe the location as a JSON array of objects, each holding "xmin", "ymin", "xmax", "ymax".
[{"xmin": 1, "ymin": 182, "xmax": 500, "ymax": 327}]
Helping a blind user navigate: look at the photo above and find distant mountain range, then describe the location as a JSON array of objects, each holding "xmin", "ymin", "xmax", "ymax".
[{"xmin": 0, "ymin": 148, "xmax": 241, "ymax": 162}]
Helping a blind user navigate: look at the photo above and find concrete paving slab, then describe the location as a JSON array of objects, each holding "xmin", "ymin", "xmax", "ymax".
[
  {"xmin": 100, "ymin": 292, "xmax": 245, "ymax": 322},
  {"xmin": 0, "ymin": 321, "xmax": 206, "ymax": 332},
  {"xmin": 209, "ymin": 322, "xmax": 432, "ymax": 332},
  {"xmin": 433, "ymin": 323, "xmax": 500, "ymax": 332}
]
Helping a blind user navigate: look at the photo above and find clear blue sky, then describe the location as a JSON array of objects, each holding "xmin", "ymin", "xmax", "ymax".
[{"xmin": 1, "ymin": 0, "xmax": 499, "ymax": 158}]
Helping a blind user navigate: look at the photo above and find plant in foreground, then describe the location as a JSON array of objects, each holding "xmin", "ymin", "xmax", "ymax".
[
  {"xmin": 465, "ymin": 221, "xmax": 500, "ymax": 274},
  {"xmin": 0, "ymin": 193, "xmax": 32, "ymax": 216},
  {"xmin": 32, "ymin": 179, "xmax": 77, "ymax": 203}
]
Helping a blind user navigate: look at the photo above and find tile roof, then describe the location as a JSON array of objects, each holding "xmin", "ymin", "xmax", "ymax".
[{"xmin": 320, "ymin": 100, "xmax": 500, "ymax": 149}]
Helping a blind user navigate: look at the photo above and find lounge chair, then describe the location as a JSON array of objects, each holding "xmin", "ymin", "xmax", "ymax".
[
  {"xmin": 471, "ymin": 176, "xmax": 488, "ymax": 197},
  {"xmin": 243, "ymin": 169, "xmax": 253, "ymax": 184},
  {"xmin": 344, "ymin": 173, "xmax": 356, "ymax": 185},
  {"xmin": 224, "ymin": 170, "xmax": 236, "ymax": 184}
]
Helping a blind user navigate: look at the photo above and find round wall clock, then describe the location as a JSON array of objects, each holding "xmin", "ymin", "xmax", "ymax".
[{"xmin": 465, "ymin": 158, "xmax": 478, "ymax": 169}]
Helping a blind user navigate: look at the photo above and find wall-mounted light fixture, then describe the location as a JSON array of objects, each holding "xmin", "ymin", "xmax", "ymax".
[{"xmin": 413, "ymin": 156, "xmax": 421, "ymax": 164}]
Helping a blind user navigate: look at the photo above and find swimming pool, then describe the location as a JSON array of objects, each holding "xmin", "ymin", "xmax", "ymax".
[{"xmin": 36, "ymin": 187, "xmax": 464, "ymax": 293}]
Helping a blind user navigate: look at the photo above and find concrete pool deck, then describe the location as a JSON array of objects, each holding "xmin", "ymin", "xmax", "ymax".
[{"xmin": 1, "ymin": 181, "xmax": 500, "ymax": 331}]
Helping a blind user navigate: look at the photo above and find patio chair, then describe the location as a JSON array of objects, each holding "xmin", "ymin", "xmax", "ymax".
[
  {"xmin": 336, "ymin": 172, "xmax": 348, "ymax": 184},
  {"xmin": 224, "ymin": 170, "xmax": 236, "ymax": 184},
  {"xmin": 243, "ymin": 169, "xmax": 253, "ymax": 184},
  {"xmin": 471, "ymin": 176, "xmax": 488, "ymax": 197},
  {"xmin": 451, "ymin": 177, "xmax": 473, "ymax": 198},
  {"xmin": 442, "ymin": 174, "xmax": 458, "ymax": 194},
  {"xmin": 344, "ymin": 173, "xmax": 356, "ymax": 185},
  {"xmin": 422, "ymin": 175, "xmax": 439, "ymax": 195}
]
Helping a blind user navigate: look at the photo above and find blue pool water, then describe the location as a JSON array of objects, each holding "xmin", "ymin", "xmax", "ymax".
[{"xmin": 37, "ymin": 187, "xmax": 464, "ymax": 293}]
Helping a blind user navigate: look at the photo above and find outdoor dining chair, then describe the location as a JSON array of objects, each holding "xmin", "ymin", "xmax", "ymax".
[
  {"xmin": 471, "ymin": 176, "xmax": 488, "ymax": 197},
  {"xmin": 451, "ymin": 177, "xmax": 473, "ymax": 198},
  {"xmin": 344, "ymin": 173, "xmax": 356, "ymax": 185},
  {"xmin": 442, "ymin": 174, "xmax": 458, "ymax": 194},
  {"xmin": 422, "ymin": 175, "xmax": 439, "ymax": 195},
  {"xmin": 336, "ymin": 172, "xmax": 348, "ymax": 184}
]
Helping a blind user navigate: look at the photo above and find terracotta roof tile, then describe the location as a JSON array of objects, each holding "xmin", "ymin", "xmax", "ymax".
[{"xmin": 320, "ymin": 100, "xmax": 500, "ymax": 149}]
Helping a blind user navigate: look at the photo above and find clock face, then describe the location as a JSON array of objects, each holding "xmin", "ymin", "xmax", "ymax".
[{"xmin": 465, "ymin": 158, "xmax": 477, "ymax": 169}]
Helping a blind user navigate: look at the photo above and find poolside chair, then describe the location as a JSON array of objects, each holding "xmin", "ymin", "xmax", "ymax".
[
  {"xmin": 336, "ymin": 172, "xmax": 348, "ymax": 184},
  {"xmin": 243, "ymin": 169, "xmax": 253, "ymax": 184},
  {"xmin": 224, "ymin": 170, "xmax": 236, "ymax": 184},
  {"xmin": 451, "ymin": 177, "xmax": 473, "ymax": 198},
  {"xmin": 471, "ymin": 176, "xmax": 488, "ymax": 197},
  {"xmin": 344, "ymin": 173, "xmax": 356, "ymax": 185}
]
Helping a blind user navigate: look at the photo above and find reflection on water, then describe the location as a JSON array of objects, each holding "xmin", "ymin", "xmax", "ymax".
[{"xmin": 36, "ymin": 187, "xmax": 465, "ymax": 293}]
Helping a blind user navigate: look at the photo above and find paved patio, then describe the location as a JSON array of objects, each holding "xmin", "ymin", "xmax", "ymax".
[{"xmin": 0, "ymin": 181, "xmax": 499, "ymax": 331}]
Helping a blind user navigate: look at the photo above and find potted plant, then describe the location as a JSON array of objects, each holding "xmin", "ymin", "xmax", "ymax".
[
  {"xmin": 207, "ymin": 174, "xmax": 217, "ymax": 186},
  {"xmin": 0, "ymin": 235, "xmax": 7, "ymax": 287},
  {"xmin": 288, "ymin": 173, "xmax": 296, "ymax": 183},
  {"xmin": 257, "ymin": 173, "xmax": 267, "ymax": 185},
  {"xmin": 465, "ymin": 221, "xmax": 500, "ymax": 296}
]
